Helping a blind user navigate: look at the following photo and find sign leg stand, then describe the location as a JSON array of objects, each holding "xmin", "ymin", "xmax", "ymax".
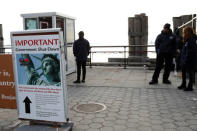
[{"xmin": 14, "ymin": 120, "xmax": 74, "ymax": 131}]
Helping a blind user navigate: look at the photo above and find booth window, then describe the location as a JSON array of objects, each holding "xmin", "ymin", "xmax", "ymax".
[
  {"xmin": 25, "ymin": 18, "xmax": 37, "ymax": 30},
  {"xmin": 66, "ymin": 19, "xmax": 75, "ymax": 45},
  {"xmin": 56, "ymin": 17, "xmax": 65, "ymax": 36},
  {"xmin": 39, "ymin": 17, "xmax": 52, "ymax": 29}
]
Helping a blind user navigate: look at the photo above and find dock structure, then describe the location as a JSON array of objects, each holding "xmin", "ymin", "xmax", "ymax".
[{"xmin": 128, "ymin": 13, "xmax": 148, "ymax": 58}]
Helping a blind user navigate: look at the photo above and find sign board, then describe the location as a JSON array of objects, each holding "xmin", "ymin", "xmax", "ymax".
[
  {"xmin": 11, "ymin": 29, "xmax": 68, "ymax": 122},
  {"xmin": 0, "ymin": 54, "xmax": 16, "ymax": 109}
]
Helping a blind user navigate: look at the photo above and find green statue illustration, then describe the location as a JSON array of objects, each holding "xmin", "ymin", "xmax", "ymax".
[{"xmin": 20, "ymin": 54, "xmax": 61, "ymax": 86}]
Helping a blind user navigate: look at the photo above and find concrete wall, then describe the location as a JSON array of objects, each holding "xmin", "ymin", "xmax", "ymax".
[
  {"xmin": 0, "ymin": 24, "xmax": 4, "ymax": 53},
  {"xmin": 128, "ymin": 13, "xmax": 148, "ymax": 57}
]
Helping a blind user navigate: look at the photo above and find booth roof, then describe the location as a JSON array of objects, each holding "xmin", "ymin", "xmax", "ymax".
[{"xmin": 21, "ymin": 12, "xmax": 76, "ymax": 20}]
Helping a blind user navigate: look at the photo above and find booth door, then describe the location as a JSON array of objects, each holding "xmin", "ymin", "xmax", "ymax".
[{"xmin": 65, "ymin": 19, "xmax": 76, "ymax": 74}]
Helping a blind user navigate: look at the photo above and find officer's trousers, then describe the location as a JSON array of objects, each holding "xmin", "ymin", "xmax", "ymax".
[
  {"xmin": 181, "ymin": 64, "xmax": 195, "ymax": 86},
  {"xmin": 76, "ymin": 60, "xmax": 86, "ymax": 81},
  {"xmin": 152, "ymin": 53, "xmax": 173, "ymax": 81}
]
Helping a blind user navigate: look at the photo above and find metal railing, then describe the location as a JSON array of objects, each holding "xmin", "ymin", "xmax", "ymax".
[
  {"xmin": 178, "ymin": 14, "xmax": 197, "ymax": 29},
  {"xmin": 0, "ymin": 46, "xmax": 12, "ymax": 54},
  {"xmin": 1, "ymin": 45, "xmax": 157, "ymax": 69},
  {"xmin": 89, "ymin": 45, "xmax": 156, "ymax": 69}
]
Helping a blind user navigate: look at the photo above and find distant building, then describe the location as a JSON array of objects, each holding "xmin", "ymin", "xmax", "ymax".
[
  {"xmin": 173, "ymin": 14, "xmax": 196, "ymax": 35},
  {"xmin": 128, "ymin": 13, "xmax": 148, "ymax": 57},
  {"xmin": 0, "ymin": 24, "xmax": 4, "ymax": 53}
]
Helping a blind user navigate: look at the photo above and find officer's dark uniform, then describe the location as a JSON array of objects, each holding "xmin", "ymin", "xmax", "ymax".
[
  {"xmin": 149, "ymin": 24, "xmax": 176, "ymax": 84},
  {"xmin": 178, "ymin": 35, "xmax": 197, "ymax": 91},
  {"xmin": 73, "ymin": 32, "xmax": 90, "ymax": 83},
  {"xmin": 175, "ymin": 30, "xmax": 184, "ymax": 71}
]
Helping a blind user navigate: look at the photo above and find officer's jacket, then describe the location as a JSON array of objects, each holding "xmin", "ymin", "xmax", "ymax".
[
  {"xmin": 73, "ymin": 38, "xmax": 90, "ymax": 62},
  {"xmin": 181, "ymin": 35, "xmax": 197, "ymax": 68},
  {"xmin": 155, "ymin": 30, "xmax": 176, "ymax": 54}
]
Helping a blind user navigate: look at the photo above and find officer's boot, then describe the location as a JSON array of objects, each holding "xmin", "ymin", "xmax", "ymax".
[
  {"xmin": 177, "ymin": 82, "xmax": 186, "ymax": 90},
  {"xmin": 184, "ymin": 82, "xmax": 193, "ymax": 91}
]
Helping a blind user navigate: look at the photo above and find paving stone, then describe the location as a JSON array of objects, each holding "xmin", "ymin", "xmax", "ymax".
[
  {"xmin": 175, "ymin": 121, "xmax": 189, "ymax": 127},
  {"xmin": 160, "ymin": 114, "xmax": 172, "ymax": 119},
  {"xmin": 176, "ymin": 127, "xmax": 193, "ymax": 131},
  {"xmin": 190, "ymin": 125, "xmax": 197, "ymax": 130},
  {"xmin": 116, "ymin": 115, "xmax": 128, "ymax": 120},
  {"xmin": 162, "ymin": 118, "xmax": 174, "ymax": 123},
  {"xmin": 163, "ymin": 123, "xmax": 177, "ymax": 129},
  {"xmin": 126, "ymin": 122, "xmax": 138, "ymax": 128},
  {"xmin": 100, "ymin": 126, "xmax": 113, "ymax": 131},
  {"xmin": 80, "ymin": 119, "xmax": 92, "ymax": 125},
  {"xmin": 102, "ymin": 121, "xmax": 114, "ymax": 126},
  {"xmin": 139, "ymin": 126, "xmax": 152, "ymax": 131},
  {"xmin": 92, "ymin": 118, "xmax": 105, "ymax": 123},
  {"xmin": 172, "ymin": 116, "xmax": 185, "ymax": 121},
  {"xmin": 163, "ymin": 129, "xmax": 177, "ymax": 131},
  {"xmin": 107, "ymin": 112, "xmax": 117, "ymax": 117},
  {"xmin": 187, "ymin": 120, "xmax": 197, "ymax": 125},
  {"xmin": 160, "ymin": 110, "xmax": 170, "ymax": 114},
  {"xmin": 89, "ymin": 123, "xmax": 102, "ymax": 129},
  {"xmin": 71, "ymin": 116, "xmax": 83, "ymax": 122},
  {"xmin": 113, "ymin": 125, "xmax": 126, "ymax": 131},
  {"xmin": 152, "ymin": 125, "xmax": 164, "ymax": 131},
  {"xmin": 77, "ymin": 124, "xmax": 89, "ymax": 130},
  {"xmin": 118, "ymin": 111, "xmax": 129, "ymax": 115},
  {"xmin": 150, "ymin": 111, "xmax": 161, "ymax": 116},
  {"xmin": 115, "ymin": 119, "xmax": 127, "ymax": 125},
  {"xmin": 87, "ymin": 128, "xmax": 100, "ymax": 131},
  {"xmin": 75, "ymin": 113, "xmax": 86, "ymax": 117},
  {"xmin": 0, "ymin": 121, "xmax": 12, "ymax": 126},
  {"xmin": 128, "ymin": 114, "xmax": 140, "ymax": 119},
  {"xmin": 95, "ymin": 113, "xmax": 106, "ymax": 118},
  {"xmin": 128, "ymin": 118, "xmax": 139, "ymax": 123},
  {"xmin": 139, "ymin": 117, "xmax": 150, "ymax": 122},
  {"xmin": 124, "ymin": 128, "xmax": 138, "ymax": 131},
  {"xmin": 84, "ymin": 114, "xmax": 95, "ymax": 119},
  {"xmin": 150, "ymin": 115, "xmax": 162, "ymax": 120},
  {"xmin": 105, "ymin": 116, "xmax": 116, "ymax": 121}
]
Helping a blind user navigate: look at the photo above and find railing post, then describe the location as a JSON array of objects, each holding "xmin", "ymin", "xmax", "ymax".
[
  {"xmin": 89, "ymin": 47, "xmax": 92, "ymax": 68},
  {"xmin": 124, "ymin": 46, "xmax": 126, "ymax": 69}
]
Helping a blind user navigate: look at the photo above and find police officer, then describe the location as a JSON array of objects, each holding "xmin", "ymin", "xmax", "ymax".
[
  {"xmin": 73, "ymin": 31, "xmax": 90, "ymax": 83},
  {"xmin": 178, "ymin": 27, "xmax": 197, "ymax": 91},
  {"xmin": 149, "ymin": 23, "xmax": 176, "ymax": 84}
]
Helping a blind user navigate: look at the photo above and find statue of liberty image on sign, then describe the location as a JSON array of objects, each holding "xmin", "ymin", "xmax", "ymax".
[{"xmin": 16, "ymin": 54, "xmax": 61, "ymax": 86}]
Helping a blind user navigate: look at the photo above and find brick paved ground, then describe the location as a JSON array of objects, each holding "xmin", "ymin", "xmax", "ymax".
[{"xmin": 0, "ymin": 67, "xmax": 197, "ymax": 131}]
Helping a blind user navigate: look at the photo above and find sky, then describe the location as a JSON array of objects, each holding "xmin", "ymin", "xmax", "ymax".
[{"xmin": 0, "ymin": 0, "xmax": 196, "ymax": 46}]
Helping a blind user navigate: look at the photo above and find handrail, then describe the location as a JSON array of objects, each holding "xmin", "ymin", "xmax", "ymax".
[
  {"xmin": 178, "ymin": 15, "xmax": 197, "ymax": 29},
  {"xmin": 91, "ymin": 45, "xmax": 155, "ymax": 48},
  {"xmin": 0, "ymin": 44, "xmax": 155, "ymax": 48},
  {"xmin": 91, "ymin": 51, "xmax": 156, "ymax": 53},
  {"xmin": 89, "ymin": 45, "xmax": 156, "ymax": 69},
  {"xmin": 0, "ymin": 45, "xmax": 156, "ymax": 69},
  {"xmin": 0, "ymin": 47, "xmax": 12, "ymax": 49}
]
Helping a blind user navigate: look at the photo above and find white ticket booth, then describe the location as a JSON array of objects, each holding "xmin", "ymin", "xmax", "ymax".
[{"xmin": 21, "ymin": 12, "xmax": 76, "ymax": 74}]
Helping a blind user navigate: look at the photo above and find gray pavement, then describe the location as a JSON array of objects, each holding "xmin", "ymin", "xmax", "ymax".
[{"xmin": 1, "ymin": 67, "xmax": 197, "ymax": 131}]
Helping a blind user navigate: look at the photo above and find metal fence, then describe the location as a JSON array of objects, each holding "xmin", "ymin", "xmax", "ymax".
[
  {"xmin": 1, "ymin": 44, "xmax": 157, "ymax": 69},
  {"xmin": 89, "ymin": 45, "xmax": 156, "ymax": 69},
  {"xmin": 0, "ymin": 46, "xmax": 12, "ymax": 54}
]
